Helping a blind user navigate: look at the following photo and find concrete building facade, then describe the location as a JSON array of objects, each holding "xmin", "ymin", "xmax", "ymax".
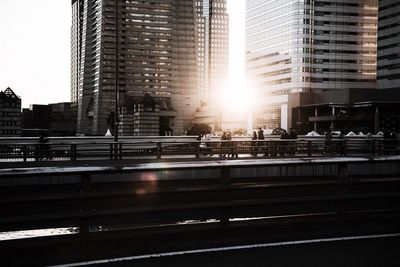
[
  {"xmin": 246, "ymin": 0, "xmax": 378, "ymax": 131},
  {"xmin": 0, "ymin": 87, "xmax": 21, "ymax": 136},
  {"xmin": 72, "ymin": 0, "xmax": 228, "ymax": 136},
  {"xmin": 195, "ymin": 0, "xmax": 229, "ymax": 101},
  {"xmin": 377, "ymin": 0, "xmax": 400, "ymax": 89}
]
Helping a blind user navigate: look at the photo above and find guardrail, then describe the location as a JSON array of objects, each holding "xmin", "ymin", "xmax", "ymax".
[
  {"xmin": 1, "ymin": 157, "xmax": 400, "ymax": 266},
  {"xmin": 0, "ymin": 138, "xmax": 398, "ymax": 162},
  {"xmin": 1, "ymin": 157, "xmax": 400, "ymax": 234}
]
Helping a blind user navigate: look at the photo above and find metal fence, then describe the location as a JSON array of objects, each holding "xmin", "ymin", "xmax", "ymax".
[{"xmin": 0, "ymin": 138, "xmax": 398, "ymax": 162}]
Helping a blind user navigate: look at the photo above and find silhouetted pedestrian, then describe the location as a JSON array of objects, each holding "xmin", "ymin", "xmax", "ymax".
[
  {"xmin": 324, "ymin": 128, "xmax": 332, "ymax": 155},
  {"xmin": 220, "ymin": 131, "xmax": 227, "ymax": 157},
  {"xmin": 288, "ymin": 128, "xmax": 298, "ymax": 156},
  {"xmin": 251, "ymin": 131, "xmax": 257, "ymax": 156},
  {"xmin": 280, "ymin": 129, "xmax": 289, "ymax": 156},
  {"xmin": 226, "ymin": 131, "xmax": 234, "ymax": 157},
  {"xmin": 257, "ymin": 127, "xmax": 265, "ymax": 156}
]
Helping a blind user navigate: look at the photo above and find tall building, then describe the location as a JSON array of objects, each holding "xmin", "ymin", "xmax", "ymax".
[
  {"xmin": 72, "ymin": 0, "xmax": 228, "ymax": 136},
  {"xmin": 71, "ymin": 0, "xmax": 83, "ymax": 105},
  {"xmin": 377, "ymin": 0, "xmax": 400, "ymax": 89},
  {"xmin": 0, "ymin": 87, "xmax": 21, "ymax": 136},
  {"xmin": 246, "ymin": 0, "xmax": 378, "ymax": 130},
  {"xmin": 195, "ymin": 0, "xmax": 229, "ymax": 101}
]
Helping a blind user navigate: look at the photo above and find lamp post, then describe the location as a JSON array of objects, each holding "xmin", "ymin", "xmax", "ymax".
[{"xmin": 114, "ymin": 0, "xmax": 119, "ymax": 142}]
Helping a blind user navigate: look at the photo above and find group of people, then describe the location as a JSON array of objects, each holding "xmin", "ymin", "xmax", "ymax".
[
  {"xmin": 323, "ymin": 128, "xmax": 345, "ymax": 155},
  {"xmin": 219, "ymin": 131, "xmax": 235, "ymax": 157},
  {"xmin": 251, "ymin": 127, "xmax": 298, "ymax": 157}
]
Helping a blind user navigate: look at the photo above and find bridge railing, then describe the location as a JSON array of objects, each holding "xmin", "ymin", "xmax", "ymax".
[
  {"xmin": 0, "ymin": 138, "xmax": 398, "ymax": 162},
  {"xmin": 1, "ymin": 157, "xmax": 400, "ymax": 235}
]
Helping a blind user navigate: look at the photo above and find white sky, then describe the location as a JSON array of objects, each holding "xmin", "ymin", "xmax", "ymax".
[{"xmin": 0, "ymin": 0, "xmax": 245, "ymax": 108}]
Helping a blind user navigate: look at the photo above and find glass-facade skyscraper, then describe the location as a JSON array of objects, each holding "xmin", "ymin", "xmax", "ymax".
[
  {"xmin": 195, "ymin": 0, "xmax": 229, "ymax": 101},
  {"xmin": 246, "ymin": 0, "xmax": 378, "ymax": 130},
  {"xmin": 377, "ymin": 0, "xmax": 400, "ymax": 90},
  {"xmin": 71, "ymin": 0, "xmax": 228, "ymax": 136}
]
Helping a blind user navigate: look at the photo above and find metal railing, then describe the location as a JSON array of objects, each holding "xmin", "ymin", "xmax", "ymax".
[
  {"xmin": 0, "ymin": 138, "xmax": 398, "ymax": 162},
  {"xmin": 1, "ymin": 157, "xmax": 400, "ymax": 234}
]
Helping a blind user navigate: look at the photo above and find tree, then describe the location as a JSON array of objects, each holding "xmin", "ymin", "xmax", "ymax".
[{"xmin": 187, "ymin": 123, "xmax": 211, "ymax": 136}]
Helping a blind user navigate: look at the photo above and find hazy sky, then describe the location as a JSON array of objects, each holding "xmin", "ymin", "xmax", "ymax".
[{"xmin": 0, "ymin": 0, "xmax": 245, "ymax": 108}]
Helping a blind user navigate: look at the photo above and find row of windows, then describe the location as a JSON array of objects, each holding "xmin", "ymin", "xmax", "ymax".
[
  {"xmin": 0, "ymin": 121, "xmax": 19, "ymax": 126},
  {"xmin": 378, "ymin": 22, "xmax": 400, "ymax": 32},
  {"xmin": 379, "ymin": 10, "xmax": 400, "ymax": 22},
  {"xmin": 378, "ymin": 63, "xmax": 400, "ymax": 71},
  {"xmin": 379, "ymin": 42, "xmax": 400, "ymax": 51},
  {"xmin": 378, "ymin": 53, "xmax": 400, "ymax": 61},
  {"xmin": 379, "ymin": 31, "xmax": 400, "ymax": 41},
  {"xmin": 379, "ymin": 1, "xmax": 400, "ymax": 11},
  {"xmin": 261, "ymin": 76, "xmax": 376, "ymax": 87},
  {"xmin": 377, "ymin": 73, "xmax": 400, "ymax": 81},
  {"xmin": 0, "ymin": 129, "xmax": 19, "ymax": 135}
]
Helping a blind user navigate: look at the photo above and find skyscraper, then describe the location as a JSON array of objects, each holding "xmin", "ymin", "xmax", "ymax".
[
  {"xmin": 71, "ymin": 0, "xmax": 228, "ymax": 136},
  {"xmin": 195, "ymin": 0, "xmax": 229, "ymax": 101},
  {"xmin": 377, "ymin": 0, "xmax": 400, "ymax": 89},
  {"xmin": 246, "ymin": 0, "xmax": 378, "ymax": 130}
]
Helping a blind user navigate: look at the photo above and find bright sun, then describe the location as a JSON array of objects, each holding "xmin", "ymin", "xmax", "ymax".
[{"xmin": 218, "ymin": 79, "xmax": 254, "ymax": 115}]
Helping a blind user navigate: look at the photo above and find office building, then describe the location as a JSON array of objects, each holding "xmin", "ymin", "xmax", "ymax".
[
  {"xmin": 246, "ymin": 0, "xmax": 378, "ymax": 130},
  {"xmin": 195, "ymin": 0, "xmax": 229, "ymax": 101},
  {"xmin": 22, "ymin": 103, "xmax": 77, "ymax": 136},
  {"xmin": 0, "ymin": 87, "xmax": 21, "ymax": 136},
  {"xmin": 290, "ymin": 88, "xmax": 400, "ymax": 134},
  {"xmin": 72, "ymin": 0, "xmax": 228, "ymax": 136},
  {"xmin": 377, "ymin": 0, "xmax": 400, "ymax": 89}
]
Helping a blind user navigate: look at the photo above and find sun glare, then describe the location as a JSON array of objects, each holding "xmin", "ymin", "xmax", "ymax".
[{"xmin": 219, "ymin": 81, "xmax": 253, "ymax": 114}]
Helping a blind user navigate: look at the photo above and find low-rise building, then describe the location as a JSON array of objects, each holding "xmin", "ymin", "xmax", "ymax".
[
  {"xmin": 290, "ymin": 89, "xmax": 400, "ymax": 134},
  {"xmin": 22, "ymin": 103, "xmax": 77, "ymax": 136},
  {"xmin": 0, "ymin": 87, "xmax": 21, "ymax": 136}
]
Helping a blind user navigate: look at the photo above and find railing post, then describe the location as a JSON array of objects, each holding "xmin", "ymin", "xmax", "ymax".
[
  {"xmin": 114, "ymin": 143, "xmax": 119, "ymax": 160},
  {"xmin": 307, "ymin": 141, "xmax": 312, "ymax": 157},
  {"xmin": 195, "ymin": 142, "xmax": 200, "ymax": 159},
  {"xmin": 338, "ymin": 162, "xmax": 349, "ymax": 215},
  {"xmin": 35, "ymin": 144, "xmax": 39, "ymax": 162},
  {"xmin": 119, "ymin": 142, "xmax": 123, "ymax": 160},
  {"xmin": 109, "ymin": 143, "xmax": 114, "ymax": 160},
  {"xmin": 157, "ymin": 142, "xmax": 162, "ymax": 159},
  {"xmin": 234, "ymin": 142, "xmax": 239, "ymax": 158},
  {"xmin": 70, "ymin": 144, "xmax": 77, "ymax": 161},
  {"xmin": 22, "ymin": 144, "xmax": 27, "ymax": 162},
  {"xmin": 220, "ymin": 166, "xmax": 230, "ymax": 224},
  {"xmin": 80, "ymin": 173, "xmax": 92, "ymax": 235},
  {"xmin": 372, "ymin": 140, "xmax": 375, "ymax": 156},
  {"xmin": 342, "ymin": 140, "xmax": 347, "ymax": 156}
]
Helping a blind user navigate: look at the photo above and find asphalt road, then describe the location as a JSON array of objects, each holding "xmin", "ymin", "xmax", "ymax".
[{"xmin": 66, "ymin": 234, "xmax": 400, "ymax": 267}]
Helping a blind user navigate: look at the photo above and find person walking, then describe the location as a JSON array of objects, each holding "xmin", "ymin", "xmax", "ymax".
[
  {"xmin": 205, "ymin": 130, "xmax": 212, "ymax": 156},
  {"xmin": 257, "ymin": 127, "xmax": 266, "ymax": 156},
  {"xmin": 280, "ymin": 129, "xmax": 289, "ymax": 156},
  {"xmin": 288, "ymin": 128, "xmax": 298, "ymax": 156},
  {"xmin": 220, "ymin": 131, "xmax": 227, "ymax": 157},
  {"xmin": 226, "ymin": 131, "xmax": 234, "ymax": 157},
  {"xmin": 251, "ymin": 131, "xmax": 258, "ymax": 156},
  {"xmin": 324, "ymin": 128, "xmax": 333, "ymax": 155}
]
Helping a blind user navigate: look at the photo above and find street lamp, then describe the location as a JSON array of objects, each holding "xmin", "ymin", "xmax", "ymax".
[{"xmin": 114, "ymin": 0, "xmax": 119, "ymax": 142}]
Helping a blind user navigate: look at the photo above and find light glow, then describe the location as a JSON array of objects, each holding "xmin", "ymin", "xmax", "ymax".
[{"xmin": 218, "ymin": 80, "xmax": 254, "ymax": 115}]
